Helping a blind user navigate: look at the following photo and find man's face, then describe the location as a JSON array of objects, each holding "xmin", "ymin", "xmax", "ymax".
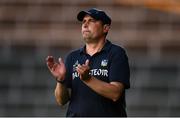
[{"xmin": 81, "ymin": 15, "xmax": 105, "ymax": 43}]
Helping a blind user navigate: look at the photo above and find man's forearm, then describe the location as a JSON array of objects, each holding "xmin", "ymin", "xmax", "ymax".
[
  {"xmin": 83, "ymin": 76, "xmax": 124, "ymax": 102},
  {"xmin": 54, "ymin": 83, "xmax": 70, "ymax": 106}
]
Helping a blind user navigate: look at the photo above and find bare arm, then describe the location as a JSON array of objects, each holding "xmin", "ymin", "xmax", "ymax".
[
  {"xmin": 83, "ymin": 77, "xmax": 124, "ymax": 102},
  {"xmin": 46, "ymin": 56, "xmax": 70, "ymax": 106},
  {"xmin": 54, "ymin": 83, "xmax": 70, "ymax": 106}
]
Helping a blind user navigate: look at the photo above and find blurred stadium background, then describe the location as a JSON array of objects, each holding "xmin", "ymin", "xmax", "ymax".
[{"xmin": 0, "ymin": 0, "xmax": 180, "ymax": 116}]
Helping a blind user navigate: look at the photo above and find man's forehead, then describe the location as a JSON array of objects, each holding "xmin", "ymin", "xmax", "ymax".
[{"xmin": 82, "ymin": 14, "xmax": 96, "ymax": 20}]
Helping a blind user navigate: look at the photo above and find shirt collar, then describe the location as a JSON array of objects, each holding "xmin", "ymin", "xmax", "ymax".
[{"xmin": 79, "ymin": 39, "xmax": 112, "ymax": 55}]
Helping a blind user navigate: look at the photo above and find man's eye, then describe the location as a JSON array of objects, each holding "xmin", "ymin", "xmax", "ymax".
[
  {"xmin": 82, "ymin": 19, "xmax": 96, "ymax": 24},
  {"xmin": 82, "ymin": 20, "xmax": 86, "ymax": 24},
  {"xmin": 90, "ymin": 19, "xmax": 96, "ymax": 22}
]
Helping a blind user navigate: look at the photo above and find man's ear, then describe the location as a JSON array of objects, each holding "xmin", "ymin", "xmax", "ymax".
[{"xmin": 103, "ymin": 24, "xmax": 110, "ymax": 33}]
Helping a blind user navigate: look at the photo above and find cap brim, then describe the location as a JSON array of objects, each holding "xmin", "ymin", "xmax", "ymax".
[{"xmin": 77, "ymin": 11, "xmax": 89, "ymax": 21}]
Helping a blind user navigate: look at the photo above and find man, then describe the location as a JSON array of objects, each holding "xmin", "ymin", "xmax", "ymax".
[{"xmin": 46, "ymin": 8, "xmax": 130, "ymax": 117}]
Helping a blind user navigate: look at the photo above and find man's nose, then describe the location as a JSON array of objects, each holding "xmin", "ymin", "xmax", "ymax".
[{"xmin": 83, "ymin": 21, "xmax": 89, "ymax": 28}]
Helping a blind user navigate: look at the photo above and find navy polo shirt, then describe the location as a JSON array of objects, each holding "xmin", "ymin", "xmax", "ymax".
[{"xmin": 64, "ymin": 40, "xmax": 130, "ymax": 117}]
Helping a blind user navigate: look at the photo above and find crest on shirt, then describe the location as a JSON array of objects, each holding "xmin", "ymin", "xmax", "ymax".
[
  {"xmin": 73, "ymin": 60, "xmax": 79, "ymax": 71},
  {"xmin": 101, "ymin": 59, "xmax": 108, "ymax": 67}
]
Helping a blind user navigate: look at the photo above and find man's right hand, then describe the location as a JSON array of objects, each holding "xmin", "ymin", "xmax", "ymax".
[{"xmin": 46, "ymin": 56, "xmax": 66, "ymax": 81}]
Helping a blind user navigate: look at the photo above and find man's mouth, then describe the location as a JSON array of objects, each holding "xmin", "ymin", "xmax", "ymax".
[{"xmin": 83, "ymin": 30, "xmax": 90, "ymax": 33}]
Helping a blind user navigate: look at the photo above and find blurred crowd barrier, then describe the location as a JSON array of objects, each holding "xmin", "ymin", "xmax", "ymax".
[{"xmin": 0, "ymin": 0, "xmax": 180, "ymax": 116}]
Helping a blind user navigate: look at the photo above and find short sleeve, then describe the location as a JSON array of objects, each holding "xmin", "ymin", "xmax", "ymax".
[
  {"xmin": 109, "ymin": 48, "xmax": 130, "ymax": 89},
  {"xmin": 64, "ymin": 54, "xmax": 72, "ymax": 88}
]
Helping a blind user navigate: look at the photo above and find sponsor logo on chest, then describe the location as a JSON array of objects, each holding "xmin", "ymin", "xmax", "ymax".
[{"xmin": 72, "ymin": 59, "xmax": 109, "ymax": 79}]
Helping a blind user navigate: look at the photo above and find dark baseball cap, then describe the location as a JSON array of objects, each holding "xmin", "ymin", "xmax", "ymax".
[{"xmin": 77, "ymin": 8, "xmax": 111, "ymax": 25}]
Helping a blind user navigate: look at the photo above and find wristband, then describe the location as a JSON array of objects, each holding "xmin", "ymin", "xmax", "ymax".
[{"xmin": 55, "ymin": 77, "xmax": 64, "ymax": 84}]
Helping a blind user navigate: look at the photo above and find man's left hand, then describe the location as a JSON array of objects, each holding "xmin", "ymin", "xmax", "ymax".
[{"xmin": 76, "ymin": 59, "xmax": 91, "ymax": 81}]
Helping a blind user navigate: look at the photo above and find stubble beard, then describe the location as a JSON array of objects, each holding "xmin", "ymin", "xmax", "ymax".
[
  {"xmin": 83, "ymin": 33, "xmax": 95, "ymax": 43},
  {"xmin": 82, "ymin": 33, "xmax": 100, "ymax": 44}
]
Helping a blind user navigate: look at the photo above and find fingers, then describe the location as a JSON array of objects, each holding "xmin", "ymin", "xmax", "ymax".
[
  {"xmin": 76, "ymin": 64, "xmax": 85, "ymax": 74},
  {"xmin": 52, "ymin": 63, "xmax": 58, "ymax": 71},
  {"xmin": 46, "ymin": 56, "xmax": 65, "ymax": 70},
  {"xmin": 58, "ymin": 57, "xmax": 62, "ymax": 63},
  {"xmin": 46, "ymin": 56, "xmax": 55, "ymax": 69},
  {"xmin": 76, "ymin": 60, "xmax": 90, "ymax": 75},
  {"xmin": 85, "ymin": 59, "xmax": 89, "ymax": 66},
  {"xmin": 76, "ymin": 60, "xmax": 90, "ymax": 81},
  {"xmin": 46, "ymin": 56, "xmax": 54, "ymax": 62},
  {"xmin": 58, "ymin": 57, "xmax": 65, "ymax": 65}
]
